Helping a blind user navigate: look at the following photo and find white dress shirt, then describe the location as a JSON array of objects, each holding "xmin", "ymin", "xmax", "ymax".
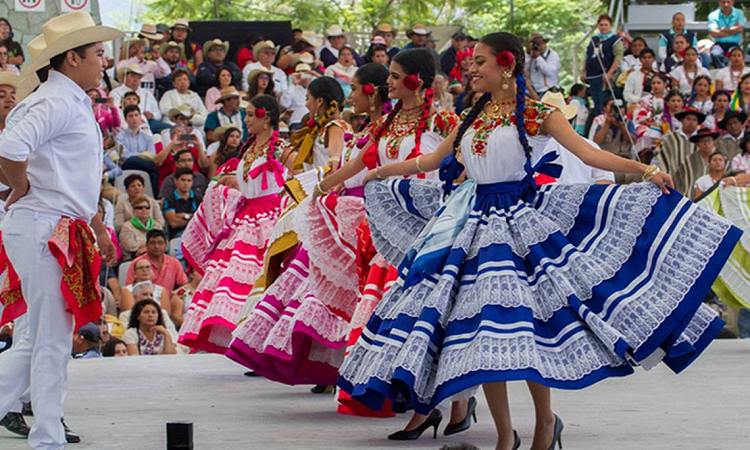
[
  {"xmin": 0, "ymin": 71, "xmax": 103, "ymax": 222},
  {"xmin": 623, "ymin": 70, "xmax": 656, "ymax": 106},
  {"xmin": 110, "ymin": 84, "xmax": 162, "ymax": 121},
  {"xmin": 525, "ymin": 48, "xmax": 560, "ymax": 93},
  {"xmin": 158, "ymin": 89, "xmax": 208, "ymax": 126},
  {"xmin": 279, "ymin": 82, "xmax": 308, "ymax": 126},
  {"xmin": 241, "ymin": 61, "xmax": 288, "ymax": 95}
]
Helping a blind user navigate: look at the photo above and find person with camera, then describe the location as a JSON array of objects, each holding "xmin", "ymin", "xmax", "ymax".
[
  {"xmin": 525, "ymin": 33, "xmax": 560, "ymax": 99},
  {"xmin": 589, "ymin": 97, "xmax": 636, "ymax": 159},
  {"xmin": 581, "ymin": 14, "xmax": 624, "ymax": 116},
  {"xmin": 154, "ymin": 124, "xmax": 208, "ymax": 188}
]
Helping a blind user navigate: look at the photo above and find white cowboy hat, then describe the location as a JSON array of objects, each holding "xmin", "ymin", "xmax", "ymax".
[
  {"xmin": 17, "ymin": 34, "xmax": 46, "ymax": 101},
  {"xmin": 297, "ymin": 31, "xmax": 322, "ymax": 48},
  {"xmin": 170, "ymin": 19, "xmax": 192, "ymax": 32},
  {"xmin": 26, "ymin": 12, "xmax": 124, "ymax": 74},
  {"xmin": 246, "ymin": 67, "xmax": 274, "ymax": 86},
  {"xmin": 138, "ymin": 24, "xmax": 163, "ymax": 41},
  {"xmin": 116, "ymin": 63, "xmax": 145, "ymax": 81},
  {"xmin": 214, "ymin": 86, "xmax": 241, "ymax": 104},
  {"xmin": 0, "ymin": 73, "xmax": 20, "ymax": 89},
  {"xmin": 294, "ymin": 63, "xmax": 312, "ymax": 73},
  {"xmin": 168, "ymin": 105, "xmax": 195, "ymax": 122},
  {"xmin": 325, "ymin": 25, "xmax": 345, "ymax": 38},
  {"xmin": 406, "ymin": 24, "xmax": 431, "ymax": 37},
  {"xmin": 252, "ymin": 40, "xmax": 277, "ymax": 56},
  {"xmin": 203, "ymin": 38, "xmax": 229, "ymax": 54},
  {"xmin": 540, "ymin": 91, "xmax": 578, "ymax": 121},
  {"xmin": 159, "ymin": 41, "xmax": 185, "ymax": 60}
]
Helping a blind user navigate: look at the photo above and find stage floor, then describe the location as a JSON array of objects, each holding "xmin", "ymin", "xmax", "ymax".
[{"xmin": 1, "ymin": 340, "xmax": 749, "ymax": 450}]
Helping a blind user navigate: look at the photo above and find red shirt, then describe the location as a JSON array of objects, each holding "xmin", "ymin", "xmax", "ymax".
[
  {"xmin": 236, "ymin": 48, "xmax": 254, "ymax": 69},
  {"xmin": 156, "ymin": 144, "xmax": 203, "ymax": 187},
  {"xmin": 126, "ymin": 253, "xmax": 188, "ymax": 296}
]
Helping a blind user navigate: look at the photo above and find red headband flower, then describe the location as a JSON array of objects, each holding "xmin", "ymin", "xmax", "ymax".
[
  {"xmin": 362, "ymin": 83, "xmax": 375, "ymax": 96},
  {"xmin": 403, "ymin": 74, "xmax": 420, "ymax": 91},
  {"xmin": 255, "ymin": 108, "xmax": 267, "ymax": 118},
  {"xmin": 306, "ymin": 118, "xmax": 317, "ymax": 129},
  {"xmin": 496, "ymin": 51, "xmax": 514, "ymax": 67}
]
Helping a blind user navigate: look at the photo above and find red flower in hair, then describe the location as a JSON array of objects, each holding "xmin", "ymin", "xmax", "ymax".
[
  {"xmin": 306, "ymin": 118, "xmax": 317, "ymax": 129},
  {"xmin": 362, "ymin": 83, "xmax": 375, "ymax": 96},
  {"xmin": 403, "ymin": 74, "xmax": 420, "ymax": 91},
  {"xmin": 679, "ymin": 49, "xmax": 687, "ymax": 58},
  {"xmin": 255, "ymin": 108, "xmax": 267, "ymax": 118},
  {"xmin": 496, "ymin": 51, "xmax": 514, "ymax": 67}
]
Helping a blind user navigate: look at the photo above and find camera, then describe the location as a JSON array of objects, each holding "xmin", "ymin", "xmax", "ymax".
[{"xmin": 532, "ymin": 43, "xmax": 541, "ymax": 52}]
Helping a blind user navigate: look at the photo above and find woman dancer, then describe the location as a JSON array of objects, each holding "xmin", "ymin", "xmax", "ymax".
[
  {"xmin": 178, "ymin": 95, "xmax": 295, "ymax": 353},
  {"xmin": 335, "ymin": 32, "xmax": 739, "ymax": 450}
]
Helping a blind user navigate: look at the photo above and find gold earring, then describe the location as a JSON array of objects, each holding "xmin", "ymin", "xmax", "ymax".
[
  {"xmin": 368, "ymin": 95, "xmax": 376, "ymax": 112},
  {"xmin": 501, "ymin": 71, "xmax": 513, "ymax": 90},
  {"xmin": 263, "ymin": 124, "xmax": 268, "ymax": 130}
]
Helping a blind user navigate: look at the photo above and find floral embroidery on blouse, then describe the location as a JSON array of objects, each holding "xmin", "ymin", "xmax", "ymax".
[
  {"xmin": 465, "ymin": 99, "xmax": 556, "ymax": 156},
  {"xmin": 372, "ymin": 110, "xmax": 460, "ymax": 160}
]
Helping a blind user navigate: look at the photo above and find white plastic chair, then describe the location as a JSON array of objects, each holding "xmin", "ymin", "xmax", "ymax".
[
  {"xmin": 118, "ymin": 261, "xmax": 132, "ymax": 287},
  {"xmin": 115, "ymin": 170, "xmax": 155, "ymax": 199}
]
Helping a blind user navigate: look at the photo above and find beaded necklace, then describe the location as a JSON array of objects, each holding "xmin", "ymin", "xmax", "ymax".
[{"xmin": 242, "ymin": 131, "xmax": 280, "ymax": 182}]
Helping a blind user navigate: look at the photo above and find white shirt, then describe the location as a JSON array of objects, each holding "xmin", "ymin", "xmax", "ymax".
[
  {"xmin": 0, "ymin": 71, "xmax": 103, "ymax": 222},
  {"xmin": 241, "ymin": 62, "xmax": 288, "ymax": 95},
  {"xmin": 116, "ymin": 57, "xmax": 171, "ymax": 93},
  {"xmin": 206, "ymin": 141, "xmax": 220, "ymax": 157},
  {"xmin": 694, "ymin": 174, "xmax": 719, "ymax": 193},
  {"xmin": 623, "ymin": 70, "xmax": 655, "ymax": 105},
  {"xmin": 715, "ymin": 66, "xmax": 750, "ymax": 92},
  {"xmin": 158, "ymin": 89, "xmax": 208, "ymax": 126},
  {"xmin": 669, "ymin": 65, "xmax": 711, "ymax": 94},
  {"xmin": 110, "ymin": 84, "xmax": 162, "ymax": 121},
  {"xmin": 279, "ymin": 83, "xmax": 308, "ymax": 126},
  {"xmin": 542, "ymin": 137, "xmax": 614, "ymax": 184},
  {"xmin": 524, "ymin": 49, "xmax": 560, "ymax": 93},
  {"xmin": 325, "ymin": 63, "xmax": 358, "ymax": 83}
]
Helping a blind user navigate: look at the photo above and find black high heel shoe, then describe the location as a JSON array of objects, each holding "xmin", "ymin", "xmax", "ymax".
[
  {"xmin": 387, "ymin": 409, "xmax": 443, "ymax": 440},
  {"xmin": 310, "ymin": 384, "xmax": 336, "ymax": 394},
  {"xmin": 512, "ymin": 430, "xmax": 521, "ymax": 450},
  {"xmin": 547, "ymin": 415, "xmax": 564, "ymax": 450},
  {"xmin": 443, "ymin": 396, "xmax": 478, "ymax": 436}
]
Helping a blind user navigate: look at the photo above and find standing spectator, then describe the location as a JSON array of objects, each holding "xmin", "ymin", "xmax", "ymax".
[
  {"xmin": 0, "ymin": 44, "xmax": 19, "ymax": 74},
  {"xmin": 658, "ymin": 12, "xmax": 699, "ymax": 63},
  {"xmin": 439, "ymin": 31, "xmax": 469, "ymax": 75},
  {"xmin": 114, "ymin": 174, "xmax": 166, "ymax": 232},
  {"xmin": 196, "ymin": 39, "xmax": 242, "ymax": 97},
  {"xmin": 207, "ymin": 127, "xmax": 242, "ymax": 176},
  {"xmin": 319, "ymin": 25, "xmax": 364, "ymax": 68},
  {"xmin": 365, "ymin": 41, "xmax": 391, "ymax": 67},
  {"xmin": 116, "ymin": 37, "xmax": 170, "ymax": 94},
  {"xmin": 242, "ymin": 41, "xmax": 289, "ymax": 95},
  {"xmin": 110, "ymin": 64, "xmax": 165, "ymax": 132},
  {"xmin": 159, "ymin": 68, "xmax": 207, "ymax": 126},
  {"xmin": 120, "ymin": 196, "xmax": 165, "ymax": 261},
  {"xmin": 124, "ymin": 300, "xmax": 177, "ymax": 356},
  {"xmin": 72, "ymin": 323, "xmax": 103, "ymax": 359},
  {"xmin": 525, "ymin": 33, "xmax": 560, "ymax": 98},
  {"xmin": 669, "ymin": 47, "xmax": 710, "ymax": 94},
  {"xmin": 163, "ymin": 168, "xmax": 201, "ymax": 239},
  {"xmin": 569, "ymin": 84, "xmax": 589, "ymax": 136},
  {"xmin": 709, "ymin": 0, "xmax": 745, "ymax": 68},
  {"xmin": 235, "ymin": 32, "xmax": 264, "ymax": 69},
  {"xmin": 325, "ymin": 46, "xmax": 358, "ymax": 97},
  {"xmin": 403, "ymin": 24, "xmax": 441, "ymax": 66},
  {"xmin": 0, "ymin": 18, "xmax": 23, "ymax": 66},
  {"xmin": 716, "ymin": 110, "xmax": 746, "ymax": 160},
  {"xmin": 169, "ymin": 19, "xmax": 203, "ymax": 73},
  {"xmin": 581, "ymin": 14, "xmax": 624, "ymax": 116},
  {"xmin": 246, "ymin": 68, "xmax": 275, "ymax": 99},
  {"xmin": 160, "ymin": 149, "xmax": 208, "ymax": 199},
  {"xmin": 714, "ymin": 47, "xmax": 749, "ymax": 91},
  {"xmin": 126, "ymin": 230, "xmax": 189, "ymax": 297},
  {"xmin": 623, "ymin": 48, "xmax": 658, "ymax": 107},
  {"xmin": 116, "ymin": 105, "xmax": 161, "ymax": 191},
  {"xmin": 155, "ymin": 41, "xmax": 195, "ymax": 98},
  {"xmin": 660, "ymin": 35, "xmax": 691, "ymax": 73},
  {"xmin": 447, "ymin": 48, "xmax": 473, "ymax": 94},
  {"xmin": 373, "ymin": 23, "xmax": 400, "ymax": 59},
  {"xmin": 205, "ymin": 67, "xmax": 238, "ymax": 112},
  {"xmin": 205, "ymin": 87, "xmax": 248, "ymax": 141}
]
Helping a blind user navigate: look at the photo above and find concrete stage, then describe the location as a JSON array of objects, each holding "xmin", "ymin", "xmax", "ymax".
[{"xmin": 1, "ymin": 341, "xmax": 749, "ymax": 450}]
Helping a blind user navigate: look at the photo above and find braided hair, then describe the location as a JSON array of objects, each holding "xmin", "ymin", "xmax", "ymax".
[{"xmin": 451, "ymin": 32, "xmax": 534, "ymax": 160}]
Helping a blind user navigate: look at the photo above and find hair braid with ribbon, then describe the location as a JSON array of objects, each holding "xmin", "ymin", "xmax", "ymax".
[{"xmin": 515, "ymin": 72, "xmax": 533, "ymax": 161}]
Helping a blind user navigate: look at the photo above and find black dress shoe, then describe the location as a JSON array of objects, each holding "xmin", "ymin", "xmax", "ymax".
[
  {"xmin": 22, "ymin": 402, "xmax": 33, "ymax": 417},
  {"xmin": 0, "ymin": 412, "xmax": 30, "ymax": 437},
  {"xmin": 62, "ymin": 418, "xmax": 81, "ymax": 444},
  {"xmin": 244, "ymin": 371, "xmax": 260, "ymax": 377},
  {"xmin": 310, "ymin": 384, "xmax": 335, "ymax": 394}
]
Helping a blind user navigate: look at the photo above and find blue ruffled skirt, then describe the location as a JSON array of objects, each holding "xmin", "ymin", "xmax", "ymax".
[{"xmin": 337, "ymin": 178, "xmax": 741, "ymax": 415}]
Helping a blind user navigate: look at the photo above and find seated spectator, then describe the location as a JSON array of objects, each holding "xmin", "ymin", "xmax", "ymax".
[
  {"xmin": 116, "ymin": 34, "xmax": 170, "ymax": 94},
  {"xmin": 709, "ymin": 0, "xmax": 745, "ymax": 69},
  {"xmin": 0, "ymin": 43, "xmax": 19, "ymax": 74},
  {"xmin": 623, "ymin": 48, "xmax": 658, "ymax": 107},
  {"xmin": 126, "ymin": 230, "xmax": 188, "ymax": 297},
  {"xmin": 716, "ymin": 110, "xmax": 747, "ymax": 160},
  {"xmin": 589, "ymin": 97, "xmax": 637, "ymax": 159},
  {"xmin": 661, "ymin": 35, "xmax": 694, "ymax": 74},
  {"xmin": 114, "ymin": 174, "xmax": 166, "ymax": 232},
  {"xmin": 440, "ymin": 31, "xmax": 469, "ymax": 77},
  {"xmin": 674, "ymin": 107, "xmax": 703, "ymax": 139},
  {"xmin": 242, "ymin": 40, "xmax": 288, "ymax": 95},
  {"xmin": 120, "ymin": 196, "xmax": 165, "ymax": 261},
  {"xmin": 205, "ymin": 67, "xmax": 238, "ymax": 112},
  {"xmin": 110, "ymin": 64, "xmax": 166, "ymax": 133},
  {"xmin": 124, "ymin": 299, "xmax": 177, "ymax": 355},
  {"xmin": 730, "ymin": 132, "xmax": 750, "ymax": 171},
  {"xmin": 96, "ymin": 201, "xmax": 122, "ymax": 301},
  {"xmin": 169, "ymin": 266, "xmax": 202, "ymax": 328},
  {"xmin": 119, "ymin": 91, "xmax": 152, "ymax": 135},
  {"xmin": 159, "ymin": 68, "xmax": 207, "ymax": 126},
  {"xmin": 367, "ymin": 43, "xmax": 390, "ymax": 67},
  {"xmin": 569, "ymin": 84, "xmax": 589, "ymax": 136},
  {"xmin": 160, "ymin": 149, "xmax": 209, "ymax": 199},
  {"xmin": 687, "ymin": 75, "xmax": 714, "ymax": 117},
  {"xmin": 155, "ymin": 124, "xmax": 209, "ymax": 184},
  {"xmin": 669, "ymin": 47, "xmax": 710, "ymax": 94},
  {"xmin": 72, "ymin": 323, "xmax": 102, "ymax": 359},
  {"xmin": 655, "ymin": 114, "xmax": 698, "ymax": 176},
  {"xmin": 102, "ymin": 149, "xmax": 123, "ymax": 201},
  {"xmin": 714, "ymin": 47, "xmax": 749, "ymax": 92},
  {"xmin": 235, "ymin": 31, "xmax": 264, "ymax": 69},
  {"xmin": 205, "ymin": 87, "xmax": 248, "ymax": 142},
  {"xmin": 168, "ymin": 19, "xmax": 203, "ymax": 73},
  {"xmin": 196, "ymin": 39, "xmax": 242, "ymax": 97},
  {"xmin": 155, "ymin": 41, "xmax": 195, "ymax": 98},
  {"xmin": 705, "ymin": 89, "xmax": 732, "ymax": 130},
  {"xmin": 276, "ymin": 31, "xmax": 320, "ymax": 72},
  {"xmin": 433, "ymin": 74, "xmax": 454, "ymax": 112},
  {"xmin": 159, "ymin": 107, "xmax": 205, "ymax": 144},
  {"xmin": 87, "ymin": 88, "xmax": 121, "ymax": 137},
  {"xmin": 207, "ymin": 126, "xmax": 243, "ymax": 177},
  {"xmin": 696, "ymin": 151, "xmax": 729, "ymax": 198},
  {"xmin": 0, "ymin": 18, "xmax": 24, "ymax": 66},
  {"xmin": 732, "ymin": 73, "xmax": 750, "ymax": 115},
  {"xmin": 102, "ymin": 338, "xmax": 128, "ymax": 357},
  {"xmin": 280, "ymin": 63, "xmax": 315, "ymax": 131},
  {"xmin": 676, "ymin": 128, "xmax": 722, "ymax": 197},
  {"xmin": 319, "ymin": 25, "xmax": 364, "ymax": 68},
  {"xmin": 325, "ymin": 46, "xmax": 358, "ymax": 96},
  {"xmin": 116, "ymin": 105, "xmax": 161, "ymax": 191},
  {"xmin": 121, "ymin": 262, "xmax": 170, "ymax": 312},
  {"xmin": 163, "ymin": 168, "xmax": 201, "ymax": 239},
  {"xmin": 448, "ymin": 48, "xmax": 473, "ymax": 95},
  {"xmin": 119, "ymin": 284, "xmax": 178, "ymax": 347},
  {"xmin": 246, "ymin": 68, "xmax": 275, "ymax": 99},
  {"xmin": 101, "ymin": 285, "xmax": 118, "ymax": 318}
]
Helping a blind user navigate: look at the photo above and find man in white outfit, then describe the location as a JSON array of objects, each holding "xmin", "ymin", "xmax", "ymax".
[{"xmin": 0, "ymin": 12, "xmax": 120, "ymax": 449}]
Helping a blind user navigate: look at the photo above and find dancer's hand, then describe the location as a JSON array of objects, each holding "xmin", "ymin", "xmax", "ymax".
[
  {"xmin": 97, "ymin": 231, "xmax": 118, "ymax": 267},
  {"xmin": 650, "ymin": 171, "xmax": 673, "ymax": 194},
  {"xmin": 217, "ymin": 175, "xmax": 239, "ymax": 190},
  {"xmin": 4, "ymin": 179, "xmax": 29, "ymax": 211},
  {"xmin": 362, "ymin": 169, "xmax": 379, "ymax": 185}
]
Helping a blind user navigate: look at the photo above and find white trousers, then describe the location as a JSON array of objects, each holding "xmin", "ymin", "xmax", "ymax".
[{"xmin": 0, "ymin": 209, "xmax": 71, "ymax": 449}]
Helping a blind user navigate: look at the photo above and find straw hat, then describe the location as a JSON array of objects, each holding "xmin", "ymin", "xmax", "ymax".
[
  {"xmin": 17, "ymin": 34, "xmax": 45, "ymax": 100},
  {"xmin": 297, "ymin": 31, "xmax": 322, "ymax": 48},
  {"xmin": 159, "ymin": 41, "xmax": 185, "ymax": 60},
  {"xmin": 213, "ymin": 124, "xmax": 241, "ymax": 140},
  {"xmin": 375, "ymin": 23, "xmax": 397, "ymax": 37},
  {"xmin": 203, "ymin": 38, "xmax": 229, "ymax": 54},
  {"xmin": 294, "ymin": 63, "xmax": 312, "ymax": 73},
  {"xmin": 168, "ymin": 105, "xmax": 194, "ymax": 122},
  {"xmin": 0, "ymin": 73, "xmax": 20, "ymax": 89},
  {"xmin": 406, "ymin": 24, "xmax": 431, "ymax": 37},
  {"xmin": 370, "ymin": 36, "xmax": 387, "ymax": 46},
  {"xmin": 138, "ymin": 24, "xmax": 163, "ymax": 41},
  {"xmin": 253, "ymin": 40, "xmax": 277, "ymax": 56},
  {"xmin": 170, "ymin": 19, "xmax": 192, "ymax": 32},
  {"xmin": 540, "ymin": 91, "xmax": 578, "ymax": 121},
  {"xmin": 116, "ymin": 63, "xmax": 145, "ymax": 81},
  {"xmin": 215, "ymin": 86, "xmax": 241, "ymax": 104},
  {"xmin": 26, "ymin": 12, "xmax": 124, "ymax": 73},
  {"xmin": 325, "ymin": 25, "xmax": 345, "ymax": 38},
  {"xmin": 246, "ymin": 67, "xmax": 274, "ymax": 86}
]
